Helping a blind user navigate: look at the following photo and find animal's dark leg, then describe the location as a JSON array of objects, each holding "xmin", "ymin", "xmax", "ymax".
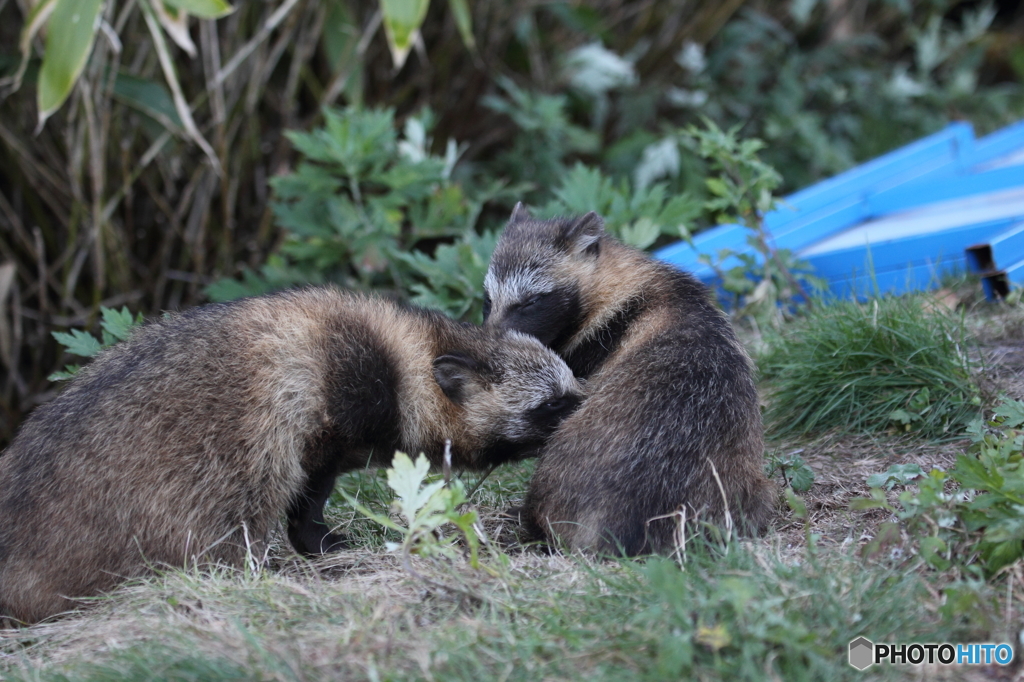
[
  {"xmin": 287, "ymin": 467, "xmax": 348, "ymax": 556},
  {"xmin": 504, "ymin": 504, "xmax": 549, "ymax": 547}
]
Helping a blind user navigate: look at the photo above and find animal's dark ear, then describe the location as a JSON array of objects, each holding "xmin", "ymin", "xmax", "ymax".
[
  {"xmin": 564, "ymin": 211, "xmax": 604, "ymax": 257},
  {"xmin": 509, "ymin": 202, "xmax": 532, "ymax": 224},
  {"xmin": 433, "ymin": 353, "xmax": 486, "ymax": 405}
]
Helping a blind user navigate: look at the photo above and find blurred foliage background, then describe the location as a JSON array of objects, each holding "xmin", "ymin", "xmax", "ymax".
[{"xmin": 0, "ymin": 0, "xmax": 1022, "ymax": 446}]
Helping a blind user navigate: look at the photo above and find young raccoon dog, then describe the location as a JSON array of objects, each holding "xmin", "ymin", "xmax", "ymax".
[
  {"xmin": 0, "ymin": 286, "xmax": 583, "ymax": 624},
  {"xmin": 483, "ymin": 205, "xmax": 778, "ymax": 556}
]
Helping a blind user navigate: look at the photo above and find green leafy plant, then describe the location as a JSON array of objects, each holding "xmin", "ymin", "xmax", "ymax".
[
  {"xmin": 536, "ymin": 163, "xmax": 700, "ymax": 249},
  {"xmin": 341, "ymin": 451, "xmax": 490, "ymax": 597},
  {"xmin": 482, "ymin": 76, "xmax": 600, "ymax": 204},
  {"xmin": 397, "ymin": 229, "xmax": 500, "ymax": 324},
  {"xmin": 853, "ymin": 399, "xmax": 1024, "ymax": 577},
  {"xmin": 49, "ymin": 306, "xmax": 144, "ymax": 381},
  {"xmin": 759, "ymin": 294, "xmax": 982, "ymax": 438},
  {"xmin": 672, "ymin": 5, "xmax": 1021, "ymax": 192},
  {"xmin": 866, "ymin": 463, "xmax": 926, "ymax": 490},
  {"xmin": 207, "ymin": 106, "xmax": 491, "ymax": 304},
  {"xmin": 682, "ymin": 119, "xmax": 823, "ymax": 325},
  {"xmin": 766, "ymin": 450, "xmax": 815, "ymax": 493}
]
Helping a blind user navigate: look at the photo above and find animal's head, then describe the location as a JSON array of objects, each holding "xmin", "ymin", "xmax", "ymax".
[
  {"xmin": 483, "ymin": 204, "xmax": 607, "ymax": 351},
  {"xmin": 431, "ymin": 330, "xmax": 584, "ymax": 467}
]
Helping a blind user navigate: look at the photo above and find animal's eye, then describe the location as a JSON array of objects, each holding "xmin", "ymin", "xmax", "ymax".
[
  {"xmin": 521, "ymin": 294, "xmax": 543, "ymax": 308},
  {"xmin": 542, "ymin": 397, "xmax": 566, "ymax": 412},
  {"xmin": 482, "ymin": 294, "xmax": 492, "ymax": 320}
]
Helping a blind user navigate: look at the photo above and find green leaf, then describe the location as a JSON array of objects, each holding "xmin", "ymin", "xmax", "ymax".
[
  {"xmin": 953, "ymin": 453, "xmax": 1004, "ymax": 492},
  {"xmin": 161, "ymin": 0, "xmax": 235, "ymax": 19},
  {"xmin": 48, "ymin": 365, "xmax": 81, "ymax": 382},
  {"xmin": 112, "ymin": 73, "xmax": 184, "ymax": 132},
  {"xmin": 993, "ymin": 400, "xmax": 1024, "ymax": 429},
  {"xmin": 704, "ymin": 177, "xmax": 730, "ymax": 198},
  {"xmin": 52, "ymin": 329, "xmax": 103, "ymax": 358},
  {"xmin": 9, "ymin": 0, "xmax": 57, "ymax": 96},
  {"xmin": 445, "ymin": 0, "xmax": 475, "ymax": 52},
  {"xmin": 866, "ymin": 463, "xmax": 925, "ymax": 490},
  {"xmin": 888, "ymin": 408, "xmax": 919, "ymax": 425},
  {"xmin": 787, "ymin": 462, "xmax": 815, "ymax": 492},
  {"xmin": 386, "ymin": 452, "xmax": 444, "ymax": 524},
  {"xmin": 379, "ymin": 0, "xmax": 430, "ymax": 69},
  {"xmin": 550, "ymin": 163, "xmax": 615, "ymax": 215},
  {"xmin": 619, "ymin": 217, "xmax": 660, "ymax": 250},
  {"xmin": 37, "ymin": 0, "xmax": 103, "ymax": 129},
  {"xmin": 337, "ymin": 491, "xmax": 406, "ymax": 534},
  {"xmin": 849, "ymin": 488, "xmax": 894, "ymax": 512},
  {"xmin": 918, "ymin": 536, "xmax": 950, "ymax": 570},
  {"xmin": 101, "ymin": 306, "xmax": 142, "ymax": 342}
]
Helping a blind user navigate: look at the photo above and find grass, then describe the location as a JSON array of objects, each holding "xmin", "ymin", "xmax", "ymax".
[
  {"xmin": 758, "ymin": 293, "xmax": 982, "ymax": 439},
  {"xmin": 0, "ymin": 537, "xmax": 993, "ymax": 682}
]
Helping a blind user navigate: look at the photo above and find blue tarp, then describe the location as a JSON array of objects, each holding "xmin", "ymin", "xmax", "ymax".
[{"xmin": 655, "ymin": 120, "xmax": 1024, "ymax": 300}]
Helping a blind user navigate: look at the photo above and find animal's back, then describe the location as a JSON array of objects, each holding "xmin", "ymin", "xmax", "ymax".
[
  {"xmin": 0, "ymin": 288, "xmax": 378, "ymax": 622},
  {"xmin": 524, "ymin": 265, "xmax": 775, "ymax": 555}
]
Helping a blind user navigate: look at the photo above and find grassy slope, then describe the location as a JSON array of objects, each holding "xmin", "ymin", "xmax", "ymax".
[{"xmin": 3, "ymin": 292, "xmax": 1023, "ymax": 681}]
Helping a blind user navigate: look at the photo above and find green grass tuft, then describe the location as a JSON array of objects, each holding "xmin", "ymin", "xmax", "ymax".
[{"xmin": 758, "ymin": 295, "xmax": 982, "ymax": 439}]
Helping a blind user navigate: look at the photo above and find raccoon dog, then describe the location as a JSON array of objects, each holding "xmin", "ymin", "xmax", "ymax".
[
  {"xmin": 0, "ymin": 286, "xmax": 583, "ymax": 624},
  {"xmin": 483, "ymin": 205, "xmax": 777, "ymax": 556}
]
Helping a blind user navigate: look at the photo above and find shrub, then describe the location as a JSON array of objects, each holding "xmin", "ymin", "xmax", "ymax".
[{"xmin": 205, "ymin": 106, "xmax": 511, "ymax": 324}]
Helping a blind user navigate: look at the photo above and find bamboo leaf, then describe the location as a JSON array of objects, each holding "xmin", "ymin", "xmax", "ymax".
[
  {"xmin": 2, "ymin": 0, "xmax": 56, "ymax": 95},
  {"xmin": 445, "ymin": 0, "xmax": 475, "ymax": 52},
  {"xmin": 140, "ymin": 0, "xmax": 222, "ymax": 174},
  {"xmin": 153, "ymin": 1, "xmax": 197, "ymax": 57},
  {"xmin": 379, "ymin": 0, "xmax": 430, "ymax": 69},
  {"xmin": 112, "ymin": 73, "xmax": 184, "ymax": 131},
  {"xmin": 161, "ymin": 0, "xmax": 234, "ymax": 20},
  {"xmin": 36, "ymin": 0, "xmax": 103, "ymax": 130}
]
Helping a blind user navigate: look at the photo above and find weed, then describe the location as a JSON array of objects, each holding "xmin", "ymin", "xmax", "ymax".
[
  {"xmin": 207, "ymin": 107, "xmax": 476, "ymax": 300},
  {"xmin": 766, "ymin": 450, "xmax": 816, "ymax": 493},
  {"xmin": 340, "ymin": 451, "xmax": 501, "ymax": 604},
  {"xmin": 48, "ymin": 306, "xmax": 144, "ymax": 381},
  {"xmin": 682, "ymin": 119, "xmax": 823, "ymax": 325},
  {"xmin": 855, "ymin": 399, "xmax": 1024, "ymax": 577}
]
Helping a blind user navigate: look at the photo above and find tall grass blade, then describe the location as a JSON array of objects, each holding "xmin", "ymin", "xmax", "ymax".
[{"xmin": 140, "ymin": 0, "xmax": 221, "ymax": 174}]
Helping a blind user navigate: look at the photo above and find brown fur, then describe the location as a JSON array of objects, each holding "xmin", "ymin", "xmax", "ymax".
[
  {"xmin": 0, "ymin": 287, "xmax": 582, "ymax": 624},
  {"xmin": 484, "ymin": 208, "xmax": 778, "ymax": 555}
]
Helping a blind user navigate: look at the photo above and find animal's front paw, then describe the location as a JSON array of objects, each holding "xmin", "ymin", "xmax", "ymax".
[
  {"xmin": 318, "ymin": 532, "xmax": 350, "ymax": 554},
  {"xmin": 501, "ymin": 506, "xmax": 525, "ymax": 523}
]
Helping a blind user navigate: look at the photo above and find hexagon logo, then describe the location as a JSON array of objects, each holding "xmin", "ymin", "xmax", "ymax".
[{"xmin": 849, "ymin": 637, "xmax": 874, "ymax": 670}]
